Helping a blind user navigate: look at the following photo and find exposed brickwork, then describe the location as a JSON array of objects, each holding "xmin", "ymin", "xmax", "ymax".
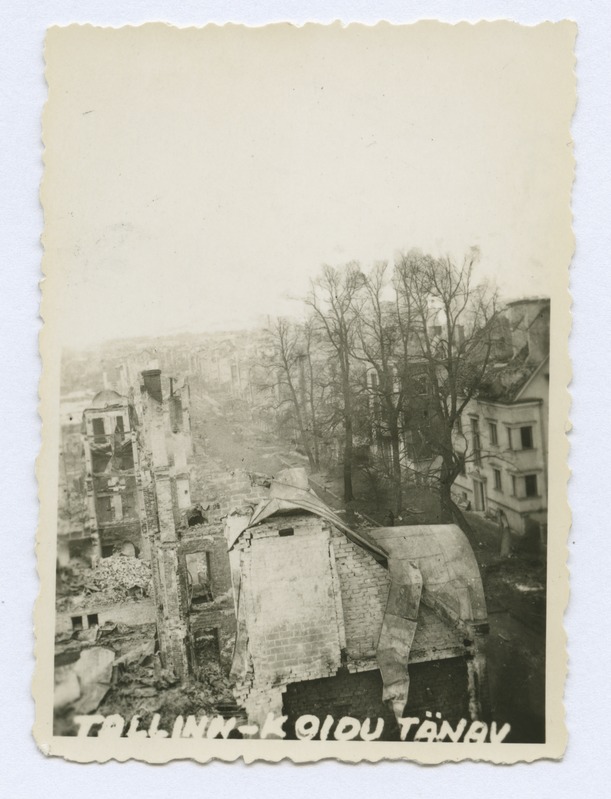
[
  {"xmin": 233, "ymin": 519, "xmax": 344, "ymax": 692},
  {"xmin": 331, "ymin": 528, "xmax": 390, "ymax": 661},
  {"xmin": 232, "ymin": 508, "xmax": 481, "ymax": 727}
]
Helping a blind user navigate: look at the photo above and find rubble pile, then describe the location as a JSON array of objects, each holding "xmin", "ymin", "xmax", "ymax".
[{"xmin": 57, "ymin": 555, "xmax": 152, "ymax": 611}]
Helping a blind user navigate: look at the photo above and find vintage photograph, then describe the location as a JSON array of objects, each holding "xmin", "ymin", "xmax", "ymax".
[{"xmin": 36, "ymin": 22, "xmax": 574, "ymax": 762}]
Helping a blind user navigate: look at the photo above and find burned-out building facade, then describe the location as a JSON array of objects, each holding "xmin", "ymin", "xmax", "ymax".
[
  {"xmin": 225, "ymin": 470, "xmax": 490, "ymax": 740},
  {"xmin": 82, "ymin": 390, "xmax": 146, "ymax": 561}
]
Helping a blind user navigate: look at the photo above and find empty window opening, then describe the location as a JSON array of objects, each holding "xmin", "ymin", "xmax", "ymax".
[
  {"xmin": 279, "ymin": 527, "xmax": 294, "ymax": 537},
  {"xmin": 493, "ymin": 468, "xmax": 502, "ymax": 491},
  {"xmin": 187, "ymin": 506, "xmax": 206, "ymax": 526},
  {"xmin": 186, "ymin": 551, "xmax": 213, "ymax": 605},
  {"xmin": 71, "ymin": 615, "xmax": 83, "ymax": 631},
  {"xmin": 101, "ymin": 545, "xmax": 115, "ymax": 559},
  {"xmin": 520, "ymin": 426, "xmax": 534, "ymax": 449},
  {"xmin": 87, "ymin": 613, "xmax": 99, "ymax": 627},
  {"xmin": 489, "ymin": 422, "xmax": 498, "ymax": 446},
  {"xmin": 92, "ymin": 417, "xmax": 106, "ymax": 442},
  {"xmin": 120, "ymin": 447, "xmax": 135, "ymax": 471},
  {"xmin": 524, "ymin": 474, "xmax": 538, "ymax": 497},
  {"xmin": 193, "ymin": 626, "xmax": 221, "ymax": 667}
]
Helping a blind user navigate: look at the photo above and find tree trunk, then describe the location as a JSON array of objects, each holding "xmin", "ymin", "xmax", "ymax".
[
  {"xmin": 389, "ymin": 419, "xmax": 403, "ymax": 516},
  {"xmin": 449, "ymin": 497, "xmax": 474, "ymax": 536},
  {"xmin": 343, "ymin": 415, "xmax": 354, "ymax": 502},
  {"xmin": 438, "ymin": 479, "xmax": 454, "ymax": 524},
  {"xmin": 307, "ymin": 356, "xmax": 320, "ymax": 470}
]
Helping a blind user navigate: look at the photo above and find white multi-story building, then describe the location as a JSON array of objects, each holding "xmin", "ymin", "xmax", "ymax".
[{"xmin": 452, "ymin": 298, "xmax": 550, "ymax": 543}]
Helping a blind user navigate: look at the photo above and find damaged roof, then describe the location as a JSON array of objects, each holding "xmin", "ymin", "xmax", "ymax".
[
  {"xmin": 227, "ymin": 474, "xmax": 389, "ymax": 565},
  {"xmin": 476, "ymin": 349, "xmax": 548, "ymax": 403}
]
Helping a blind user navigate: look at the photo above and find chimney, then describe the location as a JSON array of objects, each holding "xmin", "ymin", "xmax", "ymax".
[{"xmin": 141, "ymin": 369, "xmax": 163, "ymax": 403}]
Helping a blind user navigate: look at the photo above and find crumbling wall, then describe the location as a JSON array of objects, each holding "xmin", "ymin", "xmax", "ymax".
[
  {"xmin": 180, "ymin": 523, "xmax": 232, "ymax": 600},
  {"xmin": 56, "ymin": 598, "xmax": 156, "ymax": 636},
  {"xmin": 179, "ymin": 523, "xmax": 236, "ymax": 674},
  {"xmin": 190, "ymin": 457, "xmax": 269, "ymax": 523},
  {"xmin": 190, "ymin": 605, "xmax": 236, "ymax": 671},
  {"xmin": 236, "ymin": 518, "xmax": 344, "ymax": 692},
  {"xmin": 331, "ymin": 529, "xmax": 390, "ymax": 661}
]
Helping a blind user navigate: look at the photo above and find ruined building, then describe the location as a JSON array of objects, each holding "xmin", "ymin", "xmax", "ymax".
[
  {"xmin": 57, "ymin": 391, "xmax": 91, "ymax": 566},
  {"xmin": 82, "ymin": 390, "xmax": 147, "ymax": 561},
  {"xmin": 56, "ymin": 371, "xmax": 196, "ymax": 646},
  {"xmin": 226, "ymin": 469, "xmax": 489, "ymax": 740},
  {"xmin": 136, "ymin": 368, "xmax": 263, "ymax": 680}
]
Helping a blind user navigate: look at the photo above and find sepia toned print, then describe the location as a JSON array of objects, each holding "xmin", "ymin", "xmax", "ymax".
[{"xmin": 36, "ymin": 22, "xmax": 574, "ymax": 763}]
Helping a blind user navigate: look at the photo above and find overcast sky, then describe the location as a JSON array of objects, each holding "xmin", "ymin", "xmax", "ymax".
[{"xmin": 43, "ymin": 23, "xmax": 575, "ymax": 348}]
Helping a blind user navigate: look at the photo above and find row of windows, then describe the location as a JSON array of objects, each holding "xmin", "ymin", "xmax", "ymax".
[
  {"xmin": 456, "ymin": 416, "xmax": 535, "ymax": 451},
  {"xmin": 490, "ymin": 468, "xmax": 539, "ymax": 498}
]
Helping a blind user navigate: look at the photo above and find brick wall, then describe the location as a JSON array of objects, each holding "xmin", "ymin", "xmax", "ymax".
[
  {"xmin": 331, "ymin": 529, "xmax": 390, "ymax": 661},
  {"xmin": 240, "ymin": 520, "xmax": 343, "ymax": 690},
  {"xmin": 282, "ymin": 658, "xmax": 471, "ymax": 740}
]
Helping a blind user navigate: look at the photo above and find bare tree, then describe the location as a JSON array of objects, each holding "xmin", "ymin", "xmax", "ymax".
[
  {"xmin": 302, "ymin": 315, "xmax": 323, "ymax": 470},
  {"xmin": 395, "ymin": 248, "xmax": 501, "ymax": 529},
  {"xmin": 256, "ymin": 317, "xmax": 317, "ymax": 470},
  {"xmin": 305, "ymin": 264, "xmax": 365, "ymax": 503},
  {"xmin": 352, "ymin": 262, "xmax": 408, "ymax": 515}
]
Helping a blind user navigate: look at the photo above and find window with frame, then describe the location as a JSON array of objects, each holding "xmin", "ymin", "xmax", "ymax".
[
  {"xmin": 493, "ymin": 468, "xmax": 502, "ymax": 491},
  {"xmin": 471, "ymin": 417, "xmax": 481, "ymax": 465},
  {"xmin": 520, "ymin": 425, "xmax": 534, "ymax": 449},
  {"xmin": 455, "ymin": 414, "xmax": 462, "ymax": 434},
  {"xmin": 489, "ymin": 421, "xmax": 498, "ymax": 446},
  {"xmin": 511, "ymin": 474, "xmax": 517, "ymax": 496},
  {"xmin": 524, "ymin": 474, "xmax": 538, "ymax": 497}
]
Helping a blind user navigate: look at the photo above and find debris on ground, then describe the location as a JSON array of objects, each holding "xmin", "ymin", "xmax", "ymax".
[
  {"xmin": 56, "ymin": 555, "xmax": 152, "ymax": 611},
  {"xmin": 54, "ymin": 646, "xmax": 115, "ymax": 715}
]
